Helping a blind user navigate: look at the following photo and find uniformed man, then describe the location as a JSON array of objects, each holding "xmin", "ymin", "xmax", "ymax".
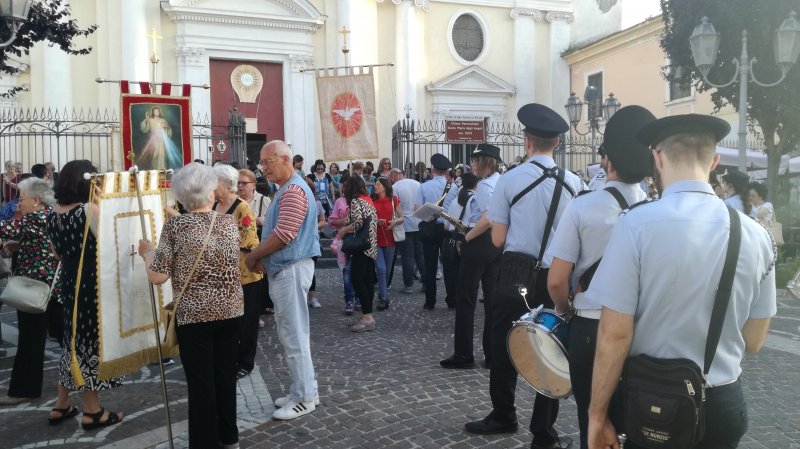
[
  {"xmin": 415, "ymin": 153, "xmax": 458, "ymax": 310},
  {"xmin": 440, "ymin": 144, "xmax": 503, "ymax": 369},
  {"xmin": 465, "ymin": 104, "xmax": 581, "ymax": 449},
  {"xmin": 545, "ymin": 105, "xmax": 656, "ymax": 449},
  {"xmin": 586, "ymin": 114, "xmax": 777, "ymax": 449}
]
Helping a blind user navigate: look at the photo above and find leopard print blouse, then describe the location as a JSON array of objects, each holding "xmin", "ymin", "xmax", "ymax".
[{"xmin": 151, "ymin": 211, "xmax": 244, "ymax": 326}]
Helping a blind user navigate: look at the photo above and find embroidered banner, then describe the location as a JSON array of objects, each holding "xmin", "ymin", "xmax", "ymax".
[
  {"xmin": 316, "ymin": 72, "xmax": 379, "ymax": 161},
  {"xmin": 94, "ymin": 170, "xmax": 175, "ymax": 380}
]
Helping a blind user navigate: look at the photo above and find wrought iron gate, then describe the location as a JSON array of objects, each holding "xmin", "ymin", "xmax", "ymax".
[{"xmin": 0, "ymin": 109, "xmax": 246, "ymax": 171}]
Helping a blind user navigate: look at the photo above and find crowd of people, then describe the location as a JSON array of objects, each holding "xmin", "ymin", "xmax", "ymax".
[{"xmin": 0, "ymin": 99, "xmax": 780, "ymax": 449}]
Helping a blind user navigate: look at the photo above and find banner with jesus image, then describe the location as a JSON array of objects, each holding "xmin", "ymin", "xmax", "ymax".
[{"xmin": 316, "ymin": 72, "xmax": 379, "ymax": 161}]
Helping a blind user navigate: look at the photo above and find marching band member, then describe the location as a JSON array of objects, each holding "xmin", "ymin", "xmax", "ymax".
[
  {"xmin": 545, "ymin": 106, "xmax": 655, "ymax": 449},
  {"xmin": 465, "ymin": 104, "xmax": 581, "ymax": 449},
  {"xmin": 440, "ymin": 144, "xmax": 502, "ymax": 370}
]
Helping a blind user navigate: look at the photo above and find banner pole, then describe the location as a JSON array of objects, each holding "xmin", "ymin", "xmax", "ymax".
[{"xmin": 130, "ymin": 166, "xmax": 175, "ymax": 449}]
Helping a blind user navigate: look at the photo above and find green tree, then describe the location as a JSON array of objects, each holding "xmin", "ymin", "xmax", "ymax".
[
  {"xmin": 0, "ymin": 0, "xmax": 97, "ymax": 97},
  {"xmin": 661, "ymin": 0, "xmax": 800, "ymax": 200}
]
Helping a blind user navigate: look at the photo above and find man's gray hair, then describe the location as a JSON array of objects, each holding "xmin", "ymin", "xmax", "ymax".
[
  {"xmin": 172, "ymin": 162, "xmax": 217, "ymax": 211},
  {"xmin": 213, "ymin": 164, "xmax": 239, "ymax": 194},
  {"xmin": 17, "ymin": 177, "xmax": 56, "ymax": 207}
]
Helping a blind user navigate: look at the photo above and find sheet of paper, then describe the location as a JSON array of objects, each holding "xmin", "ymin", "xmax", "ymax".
[{"xmin": 412, "ymin": 203, "xmax": 443, "ymax": 222}]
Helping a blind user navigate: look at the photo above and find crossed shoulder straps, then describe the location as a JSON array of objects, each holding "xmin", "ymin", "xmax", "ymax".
[{"xmin": 510, "ymin": 161, "xmax": 576, "ymax": 207}]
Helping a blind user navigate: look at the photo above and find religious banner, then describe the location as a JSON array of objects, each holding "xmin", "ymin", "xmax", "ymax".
[
  {"xmin": 121, "ymin": 93, "xmax": 192, "ymax": 172},
  {"xmin": 316, "ymin": 72, "xmax": 379, "ymax": 161},
  {"xmin": 92, "ymin": 170, "xmax": 175, "ymax": 380}
]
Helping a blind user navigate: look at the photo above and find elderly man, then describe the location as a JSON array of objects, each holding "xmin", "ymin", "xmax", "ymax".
[{"xmin": 246, "ymin": 141, "xmax": 320, "ymax": 420}]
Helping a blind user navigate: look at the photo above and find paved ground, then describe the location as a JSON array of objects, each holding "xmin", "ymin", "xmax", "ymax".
[{"xmin": 1, "ymin": 268, "xmax": 799, "ymax": 449}]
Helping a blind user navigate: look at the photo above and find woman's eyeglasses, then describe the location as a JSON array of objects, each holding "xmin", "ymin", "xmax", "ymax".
[{"xmin": 237, "ymin": 181, "xmax": 254, "ymax": 186}]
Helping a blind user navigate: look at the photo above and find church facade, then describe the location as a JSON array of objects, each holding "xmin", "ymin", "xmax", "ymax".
[{"xmin": 2, "ymin": 0, "xmax": 661, "ymax": 169}]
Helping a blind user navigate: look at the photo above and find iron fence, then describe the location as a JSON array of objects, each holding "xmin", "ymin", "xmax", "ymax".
[{"xmin": 0, "ymin": 108, "xmax": 244, "ymax": 172}]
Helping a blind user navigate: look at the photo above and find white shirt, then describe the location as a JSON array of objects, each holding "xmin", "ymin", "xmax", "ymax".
[
  {"xmin": 393, "ymin": 178, "xmax": 422, "ymax": 232},
  {"xmin": 246, "ymin": 192, "xmax": 271, "ymax": 220},
  {"xmin": 444, "ymin": 189, "xmax": 476, "ymax": 232},
  {"xmin": 751, "ymin": 202, "xmax": 774, "ymax": 223},
  {"xmin": 586, "ymin": 180, "xmax": 777, "ymax": 385}
]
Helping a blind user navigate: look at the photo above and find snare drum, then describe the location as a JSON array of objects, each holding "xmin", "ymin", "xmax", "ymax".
[{"xmin": 507, "ymin": 308, "xmax": 571, "ymax": 399}]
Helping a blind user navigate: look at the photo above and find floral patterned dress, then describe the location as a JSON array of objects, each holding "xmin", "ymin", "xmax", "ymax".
[
  {"xmin": 46, "ymin": 204, "xmax": 123, "ymax": 391},
  {"xmin": 0, "ymin": 208, "xmax": 59, "ymax": 284}
]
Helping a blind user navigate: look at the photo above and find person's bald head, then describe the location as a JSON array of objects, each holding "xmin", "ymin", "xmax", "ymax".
[{"xmin": 260, "ymin": 140, "xmax": 294, "ymax": 184}]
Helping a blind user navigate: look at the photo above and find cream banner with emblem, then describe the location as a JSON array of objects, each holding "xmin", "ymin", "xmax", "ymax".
[
  {"xmin": 95, "ymin": 170, "xmax": 174, "ymax": 380},
  {"xmin": 316, "ymin": 71, "xmax": 379, "ymax": 161}
]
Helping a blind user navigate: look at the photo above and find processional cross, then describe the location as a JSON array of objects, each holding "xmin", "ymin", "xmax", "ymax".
[{"xmin": 130, "ymin": 244, "xmax": 136, "ymax": 271}]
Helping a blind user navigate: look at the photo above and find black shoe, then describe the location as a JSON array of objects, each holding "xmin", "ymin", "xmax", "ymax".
[
  {"xmin": 440, "ymin": 355, "xmax": 475, "ymax": 369},
  {"xmin": 531, "ymin": 437, "xmax": 573, "ymax": 449},
  {"xmin": 376, "ymin": 300, "xmax": 389, "ymax": 311},
  {"xmin": 423, "ymin": 304, "xmax": 435, "ymax": 311},
  {"xmin": 464, "ymin": 416, "xmax": 518, "ymax": 435}
]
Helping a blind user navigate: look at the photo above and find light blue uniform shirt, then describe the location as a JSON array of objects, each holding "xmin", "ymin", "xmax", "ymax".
[
  {"xmin": 545, "ymin": 181, "xmax": 647, "ymax": 311},
  {"xmin": 489, "ymin": 155, "xmax": 584, "ymax": 266},
  {"xmin": 416, "ymin": 175, "xmax": 458, "ymax": 225},
  {"xmin": 586, "ymin": 180, "xmax": 777, "ymax": 386},
  {"xmin": 724, "ymin": 194, "xmax": 744, "ymax": 213},
  {"xmin": 469, "ymin": 172, "xmax": 499, "ymax": 227}
]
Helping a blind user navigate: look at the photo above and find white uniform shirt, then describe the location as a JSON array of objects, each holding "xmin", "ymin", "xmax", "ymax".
[
  {"xmin": 393, "ymin": 178, "xmax": 421, "ymax": 232},
  {"xmin": 586, "ymin": 180, "xmax": 777, "ymax": 386},
  {"xmin": 489, "ymin": 155, "xmax": 584, "ymax": 266},
  {"xmin": 545, "ymin": 181, "xmax": 647, "ymax": 311}
]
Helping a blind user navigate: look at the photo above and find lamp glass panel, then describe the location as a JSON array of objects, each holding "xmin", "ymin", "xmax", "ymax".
[{"xmin": 774, "ymin": 13, "xmax": 800, "ymax": 65}]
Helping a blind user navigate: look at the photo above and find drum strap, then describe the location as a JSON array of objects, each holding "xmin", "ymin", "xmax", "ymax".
[
  {"xmin": 577, "ymin": 187, "xmax": 629, "ymax": 291},
  {"xmin": 534, "ymin": 165, "xmax": 567, "ymax": 270}
]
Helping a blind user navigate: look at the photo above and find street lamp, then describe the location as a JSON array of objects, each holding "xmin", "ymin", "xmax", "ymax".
[
  {"xmin": 689, "ymin": 12, "xmax": 800, "ymax": 172},
  {"xmin": 564, "ymin": 91, "xmax": 622, "ymax": 163},
  {"xmin": 0, "ymin": 0, "xmax": 33, "ymax": 48}
]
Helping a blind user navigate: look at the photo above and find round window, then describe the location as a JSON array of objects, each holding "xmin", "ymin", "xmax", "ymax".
[{"xmin": 451, "ymin": 14, "xmax": 484, "ymax": 62}]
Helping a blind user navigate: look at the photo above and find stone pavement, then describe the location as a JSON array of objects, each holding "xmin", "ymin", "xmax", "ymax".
[{"xmin": 1, "ymin": 268, "xmax": 799, "ymax": 449}]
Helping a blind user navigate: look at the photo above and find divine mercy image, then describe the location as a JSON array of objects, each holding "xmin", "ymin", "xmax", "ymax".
[{"xmin": 130, "ymin": 104, "xmax": 185, "ymax": 171}]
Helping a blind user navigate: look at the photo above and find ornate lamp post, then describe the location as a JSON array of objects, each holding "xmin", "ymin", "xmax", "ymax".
[
  {"xmin": 689, "ymin": 12, "xmax": 800, "ymax": 172},
  {"xmin": 0, "ymin": 0, "xmax": 33, "ymax": 48},
  {"xmin": 564, "ymin": 90, "xmax": 622, "ymax": 163}
]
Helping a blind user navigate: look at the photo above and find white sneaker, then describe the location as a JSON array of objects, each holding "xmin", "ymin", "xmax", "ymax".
[
  {"xmin": 308, "ymin": 297, "xmax": 322, "ymax": 308},
  {"xmin": 274, "ymin": 394, "xmax": 320, "ymax": 408},
  {"xmin": 272, "ymin": 399, "xmax": 316, "ymax": 420}
]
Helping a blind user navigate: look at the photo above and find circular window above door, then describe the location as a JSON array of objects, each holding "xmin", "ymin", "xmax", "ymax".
[{"xmin": 450, "ymin": 13, "xmax": 486, "ymax": 64}]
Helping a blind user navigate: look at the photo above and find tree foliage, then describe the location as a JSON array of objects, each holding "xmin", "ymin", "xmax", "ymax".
[
  {"xmin": 660, "ymin": 0, "xmax": 800, "ymax": 198},
  {"xmin": 0, "ymin": 0, "xmax": 97, "ymax": 97}
]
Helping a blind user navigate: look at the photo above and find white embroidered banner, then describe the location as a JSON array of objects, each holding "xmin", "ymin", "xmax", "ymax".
[
  {"xmin": 316, "ymin": 71, "xmax": 379, "ymax": 161},
  {"xmin": 95, "ymin": 171, "xmax": 175, "ymax": 380}
]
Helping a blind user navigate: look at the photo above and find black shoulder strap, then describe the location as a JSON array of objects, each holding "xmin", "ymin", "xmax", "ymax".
[
  {"xmin": 536, "ymin": 166, "xmax": 566, "ymax": 266},
  {"xmin": 604, "ymin": 186, "xmax": 629, "ymax": 210},
  {"xmin": 458, "ymin": 193, "xmax": 474, "ymax": 222},
  {"xmin": 704, "ymin": 206, "xmax": 741, "ymax": 377},
  {"xmin": 510, "ymin": 161, "xmax": 576, "ymax": 207},
  {"xmin": 257, "ymin": 194, "xmax": 265, "ymax": 217},
  {"xmin": 442, "ymin": 181, "xmax": 453, "ymax": 199},
  {"xmin": 577, "ymin": 187, "xmax": 631, "ymax": 291}
]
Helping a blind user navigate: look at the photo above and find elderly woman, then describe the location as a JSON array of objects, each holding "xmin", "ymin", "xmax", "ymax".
[
  {"xmin": 140, "ymin": 162, "xmax": 243, "ymax": 449},
  {"xmin": 213, "ymin": 164, "xmax": 264, "ymax": 380},
  {"xmin": 0, "ymin": 178, "xmax": 60, "ymax": 405},
  {"xmin": 749, "ymin": 182, "xmax": 774, "ymax": 224},
  {"xmin": 239, "ymin": 168, "xmax": 274, "ymax": 318},
  {"xmin": 46, "ymin": 160, "xmax": 123, "ymax": 429},
  {"xmin": 339, "ymin": 175, "xmax": 378, "ymax": 332}
]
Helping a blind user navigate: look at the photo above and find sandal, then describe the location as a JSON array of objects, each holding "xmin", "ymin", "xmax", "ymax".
[
  {"xmin": 81, "ymin": 407, "xmax": 123, "ymax": 430},
  {"xmin": 48, "ymin": 405, "xmax": 79, "ymax": 425},
  {"xmin": 236, "ymin": 368, "xmax": 250, "ymax": 380}
]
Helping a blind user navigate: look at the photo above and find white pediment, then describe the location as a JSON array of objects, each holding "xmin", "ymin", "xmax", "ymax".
[
  {"xmin": 426, "ymin": 65, "xmax": 515, "ymax": 96},
  {"xmin": 163, "ymin": 0, "xmax": 325, "ymax": 31}
]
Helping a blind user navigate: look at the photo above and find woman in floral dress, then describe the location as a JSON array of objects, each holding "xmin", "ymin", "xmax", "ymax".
[
  {"xmin": 0, "ymin": 178, "xmax": 60, "ymax": 405},
  {"xmin": 45, "ymin": 160, "xmax": 123, "ymax": 430}
]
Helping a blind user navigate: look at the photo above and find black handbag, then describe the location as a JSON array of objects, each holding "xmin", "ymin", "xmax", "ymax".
[
  {"xmin": 622, "ymin": 206, "xmax": 741, "ymax": 449},
  {"xmin": 341, "ymin": 218, "xmax": 371, "ymax": 255}
]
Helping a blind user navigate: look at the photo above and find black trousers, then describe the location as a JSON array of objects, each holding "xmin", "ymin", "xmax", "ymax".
[
  {"xmin": 237, "ymin": 282, "xmax": 262, "ymax": 372},
  {"xmin": 259, "ymin": 277, "xmax": 274, "ymax": 310},
  {"xmin": 177, "ymin": 317, "xmax": 239, "ymax": 449},
  {"xmin": 489, "ymin": 254, "xmax": 560, "ymax": 446},
  {"xmin": 46, "ymin": 300, "xmax": 64, "ymax": 344},
  {"xmin": 622, "ymin": 380, "xmax": 748, "ymax": 449},
  {"xmin": 351, "ymin": 252, "xmax": 376, "ymax": 314},
  {"xmin": 421, "ymin": 223, "xmax": 445, "ymax": 307},
  {"xmin": 8, "ymin": 310, "xmax": 48, "ymax": 398},
  {"xmin": 453, "ymin": 232, "xmax": 500, "ymax": 361},
  {"xmin": 568, "ymin": 315, "xmax": 599, "ymax": 449},
  {"xmin": 441, "ymin": 237, "xmax": 461, "ymax": 308}
]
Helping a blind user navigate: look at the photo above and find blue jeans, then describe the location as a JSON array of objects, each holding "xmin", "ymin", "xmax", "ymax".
[
  {"xmin": 397, "ymin": 231, "xmax": 425, "ymax": 287},
  {"xmin": 375, "ymin": 246, "xmax": 396, "ymax": 300},
  {"xmin": 343, "ymin": 258, "xmax": 356, "ymax": 305},
  {"xmin": 268, "ymin": 258, "xmax": 317, "ymax": 402}
]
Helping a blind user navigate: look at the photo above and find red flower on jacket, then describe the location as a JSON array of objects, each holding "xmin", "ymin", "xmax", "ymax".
[{"xmin": 241, "ymin": 215, "xmax": 253, "ymax": 227}]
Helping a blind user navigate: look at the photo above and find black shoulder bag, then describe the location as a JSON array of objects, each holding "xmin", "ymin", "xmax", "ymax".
[
  {"xmin": 622, "ymin": 206, "xmax": 741, "ymax": 449},
  {"xmin": 418, "ymin": 181, "xmax": 453, "ymax": 242}
]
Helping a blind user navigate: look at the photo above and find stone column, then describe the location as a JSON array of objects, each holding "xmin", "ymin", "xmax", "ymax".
[
  {"xmin": 546, "ymin": 11, "xmax": 574, "ymax": 120},
  {"xmin": 176, "ymin": 47, "xmax": 209, "ymax": 161},
  {"xmin": 120, "ymin": 0, "xmax": 149, "ymax": 82},
  {"xmin": 510, "ymin": 8, "xmax": 543, "ymax": 114},
  {"xmin": 288, "ymin": 54, "xmax": 317, "ymax": 163}
]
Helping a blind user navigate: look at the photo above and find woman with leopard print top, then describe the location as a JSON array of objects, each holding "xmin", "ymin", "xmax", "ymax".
[{"xmin": 140, "ymin": 162, "xmax": 243, "ymax": 449}]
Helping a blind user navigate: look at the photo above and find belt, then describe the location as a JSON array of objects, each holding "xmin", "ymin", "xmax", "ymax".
[
  {"xmin": 575, "ymin": 309, "xmax": 601, "ymax": 319},
  {"xmin": 707, "ymin": 377, "xmax": 740, "ymax": 391}
]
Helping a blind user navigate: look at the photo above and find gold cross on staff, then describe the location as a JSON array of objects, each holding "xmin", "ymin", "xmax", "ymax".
[
  {"xmin": 146, "ymin": 27, "xmax": 162, "ymax": 57},
  {"xmin": 339, "ymin": 25, "xmax": 350, "ymax": 47}
]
